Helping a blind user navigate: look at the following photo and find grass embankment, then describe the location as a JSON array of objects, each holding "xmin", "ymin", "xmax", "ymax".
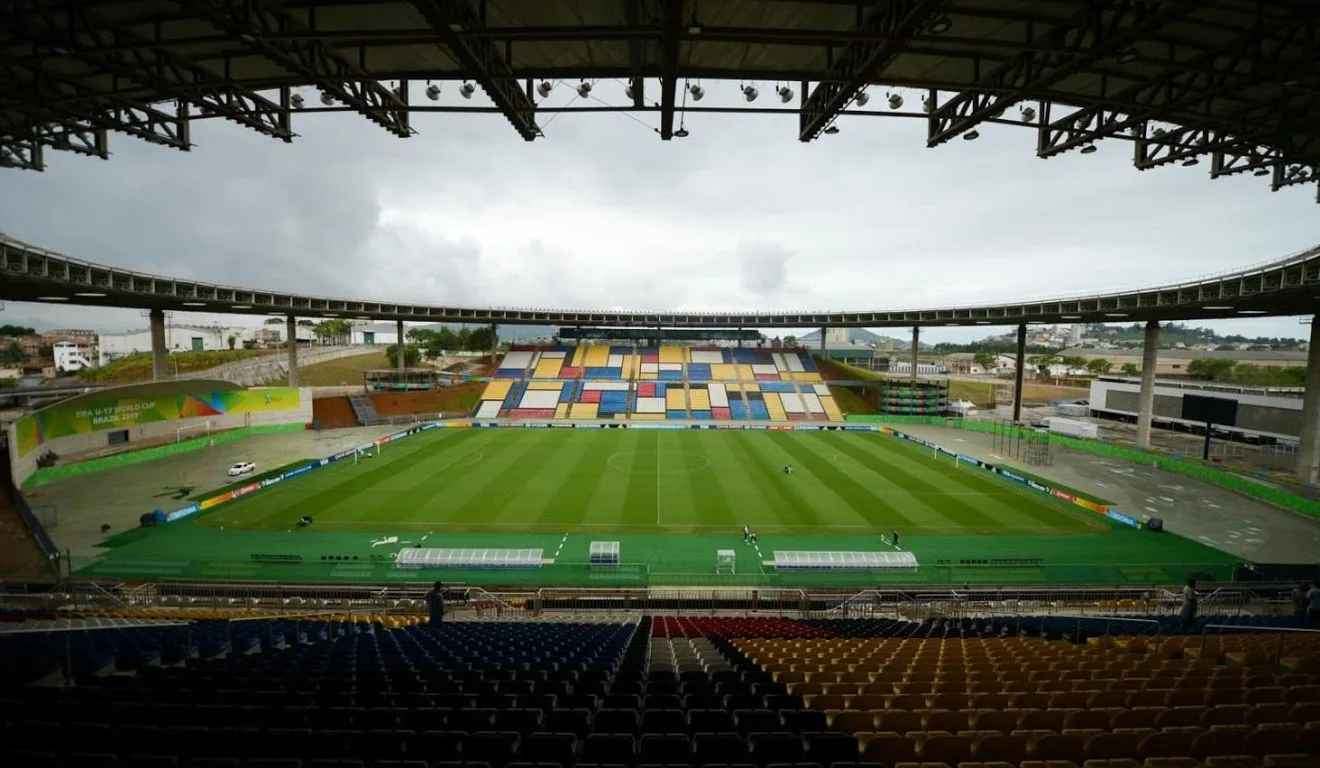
[
  {"xmin": 79, "ymin": 350, "xmax": 271, "ymax": 384},
  {"xmin": 274, "ymin": 351, "xmax": 389, "ymax": 386},
  {"xmin": 435, "ymin": 382, "xmax": 484, "ymax": 412}
]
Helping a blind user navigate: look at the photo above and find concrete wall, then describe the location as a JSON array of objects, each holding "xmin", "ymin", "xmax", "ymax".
[
  {"xmin": 7, "ymin": 388, "xmax": 314, "ymax": 486},
  {"xmin": 1090, "ymin": 378, "xmax": 1303, "ymax": 441}
]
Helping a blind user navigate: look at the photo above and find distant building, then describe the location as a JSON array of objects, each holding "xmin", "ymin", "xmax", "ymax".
[
  {"xmin": 350, "ymin": 323, "xmax": 401, "ymax": 346},
  {"xmin": 52, "ymin": 342, "xmax": 94, "ymax": 372},
  {"xmin": 98, "ymin": 324, "xmax": 248, "ymax": 365}
]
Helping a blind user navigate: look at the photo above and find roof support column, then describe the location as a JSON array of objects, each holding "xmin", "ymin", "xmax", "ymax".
[
  {"xmin": 910, "ymin": 326, "xmax": 920, "ymax": 384},
  {"xmin": 1012, "ymin": 324, "xmax": 1026, "ymax": 423},
  {"xmin": 397, "ymin": 320, "xmax": 406, "ymax": 377},
  {"xmin": 1135, "ymin": 320, "xmax": 1161, "ymax": 450},
  {"xmin": 149, "ymin": 308, "xmax": 168, "ymax": 381},
  {"xmin": 286, "ymin": 315, "xmax": 299, "ymax": 388},
  {"xmin": 1295, "ymin": 315, "xmax": 1320, "ymax": 484},
  {"xmin": 820, "ymin": 327, "xmax": 827, "ymax": 356}
]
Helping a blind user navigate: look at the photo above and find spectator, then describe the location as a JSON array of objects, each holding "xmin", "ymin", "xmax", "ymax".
[
  {"xmin": 1181, "ymin": 578, "xmax": 1199, "ymax": 628},
  {"xmin": 1292, "ymin": 583, "xmax": 1309, "ymax": 619},
  {"xmin": 427, "ymin": 581, "xmax": 446, "ymax": 626},
  {"xmin": 1308, "ymin": 581, "xmax": 1320, "ymax": 625}
]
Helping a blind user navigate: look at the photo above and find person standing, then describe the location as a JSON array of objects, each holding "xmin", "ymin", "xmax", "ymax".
[
  {"xmin": 427, "ymin": 581, "xmax": 446, "ymax": 627},
  {"xmin": 891, "ymin": 530, "xmax": 901, "ymax": 550},
  {"xmin": 1292, "ymin": 583, "xmax": 1309, "ymax": 620},
  {"xmin": 1308, "ymin": 581, "xmax": 1320, "ymax": 625},
  {"xmin": 1180, "ymin": 578, "xmax": 1199, "ymax": 629}
]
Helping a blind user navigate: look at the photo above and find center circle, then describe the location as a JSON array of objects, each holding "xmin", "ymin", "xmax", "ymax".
[{"xmin": 606, "ymin": 450, "xmax": 712, "ymax": 475}]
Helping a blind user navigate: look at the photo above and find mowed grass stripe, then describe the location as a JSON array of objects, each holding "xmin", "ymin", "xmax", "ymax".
[
  {"xmin": 730, "ymin": 432, "xmax": 838, "ymax": 531},
  {"xmin": 876, "ymin": 432, "xmax": 1104, "ymax": 532},
  {"xmin": 740, "ymin": 432, "xmax": 886, "ymax": 530},
  {"xmin": 660, "ymin": 434, "xmax": 706, "ymax": 529},
  {"xmin": 330, "ymin": 430, "xmax": 493, "ymax": 524},
  {"xmin": 444, "ymin": 430, "xmax": 562, "ymax": 526},
  {"xmin": 579, "ymin": 429, "xmax": 650, "ymax": 528},
  {"xmin": 825, "ymin": 435, "xmax": 1006, "ymax": 531},
  {"xmin": 531, "ymin": 431, "xmax": 619, "ymax": 529},
  {"xmin": 210, "ymin": 430, "xmax": 467, "ymax": 527},
  {"xmin": 694, "ymin": 434, "xmax": 756, "ymax": 532},
  {"xmin": 764, "ymin": 432, "xmax": 936, "ymax": 530}
]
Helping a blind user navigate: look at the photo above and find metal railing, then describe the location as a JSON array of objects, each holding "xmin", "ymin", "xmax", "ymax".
[{"xmin": 1198, "ymin": 623, "xmax": 1320, "ymax": 672}]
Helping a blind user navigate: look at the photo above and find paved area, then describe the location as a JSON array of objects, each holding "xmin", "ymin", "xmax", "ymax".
[
  {"xmin": 31, "ymin": 424, "xmax": 403, "ymax": 560},
  {"xmin": 898, "ymin": 424, "xmax": 1320, "ymax": 565}
]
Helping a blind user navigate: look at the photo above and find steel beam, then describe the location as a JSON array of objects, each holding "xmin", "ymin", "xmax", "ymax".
[
  {"xmin": 0, "ymin": 136, "xmax": 42, "ymax": 170},
  {"xmin": 1036, "ymin": 18, "xmax": 1318, "ymax": 159},
  {"xmin": 0, "ymin": 62, "xmax": 190, "ymax": 151},
  {"xmin": 799, "ymin": 0, "xmax": 949, "ymax": 142},
  {"xmin": 190, "ymin": 0, "xmax": 410, "ymax": 138},
  {"xmin": 0, "ymin": 1, "xmax": 294, "ymax": 143},
  {"xmin": 410, "ymin": 0, "xmax": 539, "ymax": 140},
  {"xmin": 928, "ymin": 1, "xmax": 1195, "ymax": 148},
  {"xmin": 657, "ymin": 0, "xmax": 682, "ymax": 140}
]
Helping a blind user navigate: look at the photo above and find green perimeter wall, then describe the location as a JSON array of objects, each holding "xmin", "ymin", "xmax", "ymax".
[
  {"xmin": 21, "ymin": 423, "xmax": 304, "ymax": 490},
  {"xmin": 957, "ymin": 420, "xmax": 1320, "ymax": 523}
]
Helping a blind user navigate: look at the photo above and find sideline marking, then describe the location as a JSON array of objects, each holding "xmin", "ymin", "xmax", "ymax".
[{"xmin": 555, "ymin": 532, "xmax": 568, "ymax": 558}]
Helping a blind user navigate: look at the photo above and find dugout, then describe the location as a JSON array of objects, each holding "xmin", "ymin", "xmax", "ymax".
[{"xmin": 365, "ymin": 368, "xmax": 443, "ymax": 392}]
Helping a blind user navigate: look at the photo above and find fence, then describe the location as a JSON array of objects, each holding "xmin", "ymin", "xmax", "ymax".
[{"xmin": 956, "ymin": 418, "xmax": 1320, "ymax": 523}]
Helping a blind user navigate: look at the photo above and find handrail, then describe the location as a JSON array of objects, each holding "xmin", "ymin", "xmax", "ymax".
[
  {"xmin": 984, "ymin": 609, "xmax": 1164, "ymax": 644},
  {"xmin": 1198, "ymin": 622, "xmax": 1320, "ymax": 672},
  {"xmin": 0, "ymin": 619, "xmax": 192, "ymax": 635}
]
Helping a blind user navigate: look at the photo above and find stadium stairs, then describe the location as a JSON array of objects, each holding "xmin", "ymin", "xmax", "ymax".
[
  {"xmin": 348, "ymin": 394, "xmax": 381, "ymax": 425},
  {"xmin": 1, "ymin": 610, "xmax": 1317, "ymax": 766}
]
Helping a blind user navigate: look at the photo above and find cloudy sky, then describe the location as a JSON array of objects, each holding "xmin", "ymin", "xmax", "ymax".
[{"xmin": 2, "ymin": 80, "xmax": 1318, "ymax": 343}]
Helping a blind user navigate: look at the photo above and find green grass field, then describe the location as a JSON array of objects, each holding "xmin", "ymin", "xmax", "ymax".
[{"xmin": 79, "ymin": 428, "xmax": 1238, "ymax": 587}]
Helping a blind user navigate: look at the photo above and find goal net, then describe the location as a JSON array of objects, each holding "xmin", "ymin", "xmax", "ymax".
[
  {"xmin": 354, "ymin": 444, "xmax": 380, "ymax": 463},
  {"xmin": 176, "ymin": 420, "xmax": 214, "ymax": 443}
]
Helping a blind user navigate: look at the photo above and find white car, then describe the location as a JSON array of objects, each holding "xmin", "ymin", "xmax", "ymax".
[{"xmin": 228, "ymin": 461, "xmax": 256, "ymax": 477}]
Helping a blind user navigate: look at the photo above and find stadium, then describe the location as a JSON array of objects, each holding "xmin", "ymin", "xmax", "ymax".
[{"xmin": 2, "ymin": 1, "xmax": 1320, "ymax": 766}]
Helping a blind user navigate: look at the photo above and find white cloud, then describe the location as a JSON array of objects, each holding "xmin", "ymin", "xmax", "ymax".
[{"xmin": 1, "ymin": 82, "xmax": 1317, "ymax": 343}]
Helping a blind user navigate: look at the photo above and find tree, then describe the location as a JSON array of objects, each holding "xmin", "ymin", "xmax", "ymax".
[
  {"xmin": 264, "ymin": 317, "xmax": 284, "ymax": 325},
  {"xmin": 467, "ymin": 326, "xmax": 495, "ymax": 352},
  {"xmin": 1061, "ymin": 355, "xmax": 1088, "ymax": 371},
  {"xmin": 783, "ymin": 335, "xmax": 798, "ymax": 348},
  {"xmin": 1086, "ymin": 358, "xmax": 1113, "ymax": 376},
  {"xmin": 37, "ymin": 345, "xmax": 53, "ymax": 360},
  {"xmin": 227, "ymin": 335, "xmax": 237, "ymax": 350},
  {"xmin": 1187, "ymin": 358, "xmax": 1237, "ymax": 381},
  {"xmin": 1121, "ymin": 362, "xmax": 1140, "ymax": 376},
  {"xmin": 385, "ymin": 343, "xmax": 421, "ymax": 369},
  {"xmin": 972, "ymin": 351, "xmax": 997, "ymax": 372},
  {"xmin": 297, "ymin": 319, "xmax": 315, "ymax": 328},
  {"xmin": 0, "ymin": 342, "xmax": 23, "ymax": 365},
  {"xmin": 0, "ymin": 325, "xmax": 36, "ymax": 337},
  {"xmin": 313, "ymin": 319, "xmax": 351, "ymax": 344}
]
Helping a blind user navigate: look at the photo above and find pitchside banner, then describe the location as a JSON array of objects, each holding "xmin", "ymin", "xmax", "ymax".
[{"xmin": 14, "ymin": 388, "xmax": 301, "ymax": 457}]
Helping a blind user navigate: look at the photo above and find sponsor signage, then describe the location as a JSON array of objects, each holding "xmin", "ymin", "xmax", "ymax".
[{"xmin": 1107, "ymin": 510, "xmax": 1138, "ymax": 527}]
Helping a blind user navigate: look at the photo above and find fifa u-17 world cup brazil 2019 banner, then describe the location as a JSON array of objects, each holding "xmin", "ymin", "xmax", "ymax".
[{"xmin": 14, "ymin": 388, "xmax": 301, "ymax": 457}]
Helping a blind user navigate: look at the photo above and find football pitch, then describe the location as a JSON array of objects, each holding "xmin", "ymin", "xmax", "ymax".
[{"xmin": 81, "ymin": 428, "xmax": 1238, "ymax": 587}]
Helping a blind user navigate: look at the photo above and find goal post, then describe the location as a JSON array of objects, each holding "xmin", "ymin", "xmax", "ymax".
[
  {"xmin": 354, "ymin": 443, "xmax": 380, "ymax": 463},
  {"xmin": 176, "ymin": 419, "xmax": 213, "ymax": 443}
]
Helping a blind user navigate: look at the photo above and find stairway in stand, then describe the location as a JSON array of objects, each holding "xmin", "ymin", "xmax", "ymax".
[{"xmin": 348, "ymin": 395, "xmax": 380, "ymax": 425}]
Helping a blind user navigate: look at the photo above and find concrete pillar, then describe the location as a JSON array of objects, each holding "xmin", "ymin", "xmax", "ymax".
[
  {"xmin": 1012, "ymin": 323, "xmax": 1026, "ymax": 423},
  {"xmin": 820, "ymin": 327, "xmax": 827, "ymax": 355},
  {"xmin": 1296, "ymin": 317, "xmax": 1320, "ymax": 483},
  {"xmin": 1135, "ymin": 320, "xmax": 1160, "ymax": 450},
  {"xmin": 286, "ymin": 315, "xmax": 299, "ymax": 387},
  {"xmin": 149, "ymin": 308, "xmax": 168, "ymax": 381},
  {"xmin": 490, "ymin": 323, "xmax": 498, "ymax": 357},
  {"xmin": 396, "ymin": 319, "xmax": 406, "ymax": 376},
  {"xmin": 910, "ymin": 326, "xmax": 920, "ymax": 383}
]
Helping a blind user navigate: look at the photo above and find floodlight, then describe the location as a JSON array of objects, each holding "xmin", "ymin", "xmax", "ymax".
[
  {"xmin": 1182, "ymin": 157, "xmax": 1199, "ymax": 167},
  {"xmin": 425, "ymin": 83, "xmax": 441, "ymax": 101},
  {"xmin": 320, "ymin": 91, "xmax": 334, "ymax": 106},
  {"xmin": 625, "ymin": 79, "xmax": 639, "ymax": 100},
  {"xmin": 1116, "ymin": 46, "xmax": 1140, "ymax": 64},
  {"xmin": 577, "ymin": 81, "xmax": 592, "ymax": 98},
  {"xmin": 928, "ymin": 16, "xmax": 952, "ymax": 34},
  {"xmin": 1253, "ymin": 166, "xmax": 1271, "ymax": 177},
  {"xmin": 1080, "ymin": 143, "xmax": 1098, "ymax": 154},
  {"xmin": 1020, "ymin": 105, "xmax": 1036, "ymax": 122},
  {"xmin": 824, "ymin": 125, "xmax": 840, "ymax": 135},
  {"xmin": 855, "ymin": 90, "xmax": 870, "ymax": 107},
  {"xmin": 742, "ymin": 85, "xmax": 759, "ymax": 102},
  {"xmin": 1153, "ymin": 127, "xmax": 1167, "ymax": 137},
  {"xmin": 460, "ymin": 82, "xmax": 475, "ymax": 99},
  {"xmin": 777, "ymin": 85, "xmax": 794, "ymax": 103},
  {"xmin": 537, "ymin": 81, "xmax": 553, "ymax": 98},
  {"xmin": 922, "ymin": 95, "xmax": 933, "ymax": 113},
  {"xmin": 688, "ymin": 83, "xmax": 704, "ymax": 101},
  {"xmin": 963, "ymin": 129, "xmax": 979, "ymax": 140},
  {"xmin": 675, "ymin": 127, "xmax": 689, "ymax": 138},
  {"xmin": 887, "ymin": 92, "xmax": 903, "ymax": 109},
  {"xmin": 290, "ymin": 93, "xmax": 305, "ymax": 108}
]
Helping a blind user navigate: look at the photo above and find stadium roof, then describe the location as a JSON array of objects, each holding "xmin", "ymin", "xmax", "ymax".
[
  {"xmin": 3, "ymin": 231, "xmax": 1318, "ymax": 328},
  {"xmin": 1, "ymin": 0, "xmax": 1317, "ymax": 199}
]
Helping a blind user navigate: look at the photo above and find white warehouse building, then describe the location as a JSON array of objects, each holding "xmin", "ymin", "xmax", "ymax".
[
  {"xmin": 98, "ymin": 324, "xmax": 251, "ymax": 366},
  {"xmin": 53, "ymin": 342, "xmax": 94, "ymax": 372},
  {"xmin": 350, "ymin": 323, "xmax": 401, "ymax": 346}
]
